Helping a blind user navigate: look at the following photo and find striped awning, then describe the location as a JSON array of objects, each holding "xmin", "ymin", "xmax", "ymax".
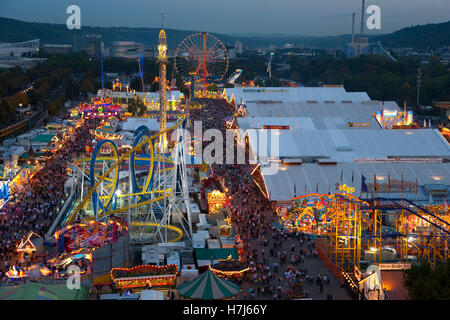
[{"xmin": 177, "ymin": 270, "xmax": 240, "ymax": 300}]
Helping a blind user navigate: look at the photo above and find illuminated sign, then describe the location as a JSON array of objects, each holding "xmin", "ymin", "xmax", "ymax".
[
  {"xmin": 354, "ymin": 158, "xmax": 442, "ymax": 163},
  {"xmin": 378, "ymin": 263, "xmax": 411, "ymax": 270},
  {"xmin": 263, "ymin": 125, "xmax": 290, "ymax": 130},
  {"xmin": 335, "ymin": 183, "xmax": 355, "ymax": 194},
  {"xmin": 347, "ymin": 122, "xmax": 370, "ymax": 127}
]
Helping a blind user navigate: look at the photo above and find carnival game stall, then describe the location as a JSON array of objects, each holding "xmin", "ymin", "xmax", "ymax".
[
  {"xmin": 77, "ymin": 98, "xmax": 122, "ymax": 120},
  {"xmin": 110, "ymin": 264, "xmax": 178, "ymax": 291},
  {"xmin": 16, "ymin": 231, "xmax": 43, "ymax": 259},
  {"xmin": 201, "ymin": 177, "xmax": 229, "ymax": 214}
]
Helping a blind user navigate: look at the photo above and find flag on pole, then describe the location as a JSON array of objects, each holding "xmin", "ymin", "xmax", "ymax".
[
  {"xmin": 316, "ymin": 183, "xmax": 318, "ymax": 193},
  {"xmin": 352, "ymin": 171, "xmax": 354, "ymax": 183},
  {"xmin": 401, "ymin": 174, "xmax": 404, "ymax": 193},
  {"xmin": 361, "ymin": 175, "xmax": 368, "ymax": 193},
  {"xmin": 388, "ymin": 173, "xmax": 391, "ymax": 193},
  {"xmin": 294, "ymin": 183, "xmax": 296, "ymax": 197},
  {"xmin": 305, "ymin": 183, "xmax": 307, "ymax": 193},
  {"xmin": 415, "ymin": 177, "xmax": 418, "ymax": 197},
  {"xmin": 340, "ymin": 170, "xmax": 343, "ymax": 181},
  {"xmin": 328, "ymin": 184, "xmax": 331, "ymax": 195}
]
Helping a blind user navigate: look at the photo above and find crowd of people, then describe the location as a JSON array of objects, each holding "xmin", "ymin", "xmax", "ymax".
[
  {"xmin": 190, "ymin": 98, "xmax": 338, "ymax": 300},
  {"xmin": 0, "ymin": 118, "xmax": 99, "ymax": 280}
]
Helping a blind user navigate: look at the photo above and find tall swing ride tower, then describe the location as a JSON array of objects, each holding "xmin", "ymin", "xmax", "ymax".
[{"xmin": 158, "ymin": 12, "xmax": 168, "ymax": 151}]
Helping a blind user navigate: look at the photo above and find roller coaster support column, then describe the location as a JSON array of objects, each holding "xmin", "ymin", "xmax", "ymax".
[
  {"xmin": 128, "ymin": 159, "xmax": 132, "ymax": 226},
  {"xmin": 396, "ymin": 193, "xmax": 409, "ymax": 262},
  {"xmin": 372, "ymin": 198, "xmax": 382, "ymax": 265},
  {"xmin": 165, "ymin": 122, "xmax": 192, "ymax": 240}
]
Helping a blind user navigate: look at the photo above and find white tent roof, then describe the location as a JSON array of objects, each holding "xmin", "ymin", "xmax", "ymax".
[
  {"xmin": 224, "ymin": 87, "xmax": 370, "ymax": 104},
  {"xmin": 244, "ymin": 100, "xmax": 398, "ymax": 122},
  {"xmin": 247, "ymin": 129, "xmax": 450, "ymax": 162},
  {"xmin": 98, "ymin": 89, "xmax": 182, "ymax": 101},
  {"xmin": 263, "ymin": 162, "xmax": 450, "ymax": 202}
]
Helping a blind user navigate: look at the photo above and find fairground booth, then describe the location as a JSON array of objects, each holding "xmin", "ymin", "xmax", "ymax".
[{"xmin": 110, "ymin": 264, "xmax": 178, "ymax": 292}]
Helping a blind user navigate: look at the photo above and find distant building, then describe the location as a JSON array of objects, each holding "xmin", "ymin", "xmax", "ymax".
[
  {"xmin": 82, "ymin": 34, "xmax": 103, "ymax": 57},
  {"xmin": 346, "ymin": 37, "xmax": 370, "ymax": 58},
  {"xmin": 227, "ymin": 46, "xmax": 236, "ymax": 59},
  {"xmin": 434, "ymin": 101, "xmax": 450, "ymax": 110},
  {"xmin": 72, "ymin": 34, "xmax": 82, "ymax": 52},
  {"xmin": 42, "ymin": 44, "xmax": 72, "ymax": 54},
  {"xmin": 144, "ymin": 48, "xmax": 154, "ymax": 59},
  {"xmin": 234, "ymin": 41, "xmax": 243, "ymax": 54},
  {"xmin": 109, "ymin": 41, "xmax": 144, "ymax": 59},
  {"xmin": 0, "ymin": 56, "xmax": 45, "ymax": 70},
  {"xmin": 0, "ymin": 39, "xmax": 40, "ymax": 57}
]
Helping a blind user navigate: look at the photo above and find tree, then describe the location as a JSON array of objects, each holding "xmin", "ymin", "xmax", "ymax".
[
  {"xmin": 175, "ymin": 74, "xmax": 186, "ymax": 92},
  {"xmin": 127, "ymin": 102, "xmax": 137, "ymax": 115},
  {"xmin": 0, "ymin": 99, "xmax": 10, "ymax": 125},
  {"xmin": 80, "ymin": 78, "xmax": 95, "ymax": 95},
  {"xmin": 175, "ymin": 74, "xmax": 190, "ymax": 98},
  {"xmin": 254, "ymin": 79, "xmax": 264, "ymax": 87},
  {"xmin": 403, "ymin": 259, "xmax": 450, "ymax": 300},
  {"xmin": 127, "ymin": 98, "xmax": 146, "ymax": 116},
  {"xmin": 264, "ymin": 77, "xmax": 280, "ymax": 87},
  {"xmin": 129, "ymin": 77, "xmax": 141, "ymax": 91},
  {"xmin": 104, "ymin": 81, "xmax": 112, "ymax": 90},
  {"xmin": 150, "ymin": 81, "xmax": 159, "ymax": 92}
]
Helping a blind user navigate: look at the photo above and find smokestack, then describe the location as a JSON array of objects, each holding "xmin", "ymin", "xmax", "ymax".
[
  {"xmin": 352, "ymin": 12, "xmax": 355, "ymax": 42},
  {"xmin": 360, "ymin": 0, "xmax": 365, "ymax": 39}
]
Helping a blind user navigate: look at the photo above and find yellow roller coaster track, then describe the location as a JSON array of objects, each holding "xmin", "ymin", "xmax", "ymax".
[
  {"xmin": 68, "ymin": 121, "xmax": 183, "ymax": 222},
  {"xmin": 130, "ymin": 222, "xmax": 184, "ymax": 243}
]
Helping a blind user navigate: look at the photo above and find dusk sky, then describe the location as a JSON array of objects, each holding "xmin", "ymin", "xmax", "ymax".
[{"xmin": 1, "ymin": 0, "xmax": 449, "ymax": 36}]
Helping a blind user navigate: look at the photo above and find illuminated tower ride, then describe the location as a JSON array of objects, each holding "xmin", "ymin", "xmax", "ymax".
[{"xmin": 158, "ymin": 13, "xmax": 168, "ymax": 151}]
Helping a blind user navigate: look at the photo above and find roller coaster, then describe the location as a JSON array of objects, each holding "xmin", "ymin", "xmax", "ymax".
[
  {"xmin": 61, "ymin": 120, "xmax": 192, "ymax": 244},
  {"xmin": 282, "ymin": 193, "xmax": 450, "ymax": 272}
]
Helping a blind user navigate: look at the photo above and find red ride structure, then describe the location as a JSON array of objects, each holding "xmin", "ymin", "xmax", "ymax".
[{"xmin": 175, "ymin": 32, "xmax": 229, "ymax": 93}]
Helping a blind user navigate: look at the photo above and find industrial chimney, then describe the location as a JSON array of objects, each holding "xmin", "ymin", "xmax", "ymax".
[
  {"xmin": 360, "ymin": 0, "xmax": 365, "ymax": 39},
  {"xmin": 352, "ymin": 12, "xmax": 356, "ymax": 43}
]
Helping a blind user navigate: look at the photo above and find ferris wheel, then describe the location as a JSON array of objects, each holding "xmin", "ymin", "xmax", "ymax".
[{"xmin": 174, "ymin": 32, "xmax": 229, "ymax": 90}]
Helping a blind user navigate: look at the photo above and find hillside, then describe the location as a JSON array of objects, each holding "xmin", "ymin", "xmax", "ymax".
[
  {"xmin": 0, "ymin": 16, "xmax": 353, "ymax": 48},
  {"xmin": 0, "ymin": 16, "xmax": 449, "ymax": 49},
  {"xmin": 373, "ymin": 21, "xmax": 450, "ymax": 48}
]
